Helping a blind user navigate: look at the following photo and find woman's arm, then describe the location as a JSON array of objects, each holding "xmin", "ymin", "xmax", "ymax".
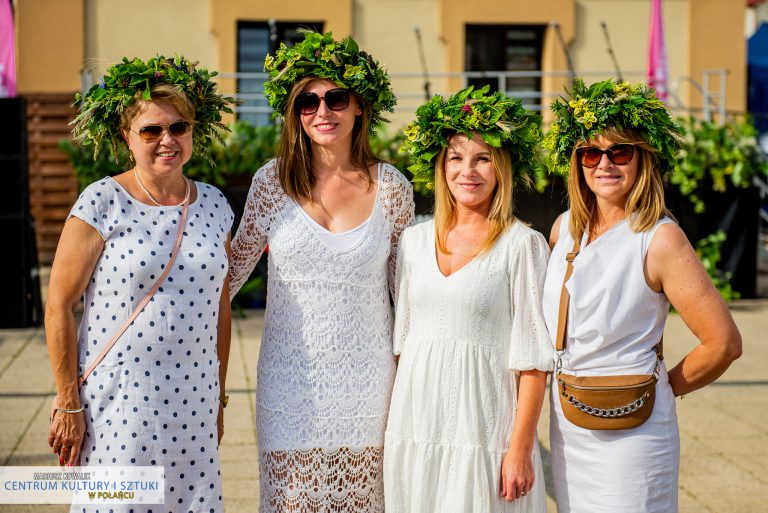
[
  {"xmin": 645, "ymin": 223, "xmax": 742, "ymax": 397},
  {"xmin": 229, "ymin": 171, "xmax": 271, "ymax": 299},
  {"xmin": 217, "ymin": 236, "xmax": 233, "ymax": 445},
  {"xmin": 46, "ymin": 217, "xmax": 104, "ymax": 466},
  {"xmin": 500, "ymin": 370, "xmax": 547, "ymax": 501}
]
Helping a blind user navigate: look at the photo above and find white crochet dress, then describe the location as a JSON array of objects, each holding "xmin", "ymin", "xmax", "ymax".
[{"xmin": 229, "ymin": 159, "xmax": 414, "ymax": 513}]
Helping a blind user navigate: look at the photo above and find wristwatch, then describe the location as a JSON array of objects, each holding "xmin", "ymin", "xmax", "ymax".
[{"xmin": 220, "ymin": 394, "xmax": 229, "ymax": 408}]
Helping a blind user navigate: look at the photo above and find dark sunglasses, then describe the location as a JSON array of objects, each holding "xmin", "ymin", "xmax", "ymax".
[
  {"xmin": 575, "ymin": 144, "xmax": 636, "ymax": 168},
  {"xmin": 295, "ymin": 88, "xmax": 351, "ymax": 115},
  {"xmin": 131, "ymin": 121, "xmax": 192, "ymax": 143}
]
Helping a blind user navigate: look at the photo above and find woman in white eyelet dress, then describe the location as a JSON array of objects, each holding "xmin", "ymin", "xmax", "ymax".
[{"xmin": 228, "ymin": 74, "xmax": 414, "ymax": 511}]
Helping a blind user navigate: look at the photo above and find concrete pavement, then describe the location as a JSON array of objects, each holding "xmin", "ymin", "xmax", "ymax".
[{"xmin": 1, "ymin": 301, "xmax": 766, "ymax": 512}]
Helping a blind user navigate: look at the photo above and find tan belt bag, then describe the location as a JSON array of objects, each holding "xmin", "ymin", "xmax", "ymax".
[{"xmin": 555, "ymin": 236, "xmax": 661, "ymax": 431}]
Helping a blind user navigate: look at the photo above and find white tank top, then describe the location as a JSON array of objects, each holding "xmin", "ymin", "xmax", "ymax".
[
  {"xmin": 542, "ymin": 211, "xmax": 673, "ymax": 376},
  {"xmin": 298, "ymin": 209, "xmax": 371, "ymax": 250}
]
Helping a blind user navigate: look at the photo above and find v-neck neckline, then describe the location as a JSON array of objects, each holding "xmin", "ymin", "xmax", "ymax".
[
  {"xmin": 431, "ymin": 222, "xmax": 502, "ymax": 279},
  {"xmin": 291, "ymin": 163, "xmax": 383, "ymax": 252}
]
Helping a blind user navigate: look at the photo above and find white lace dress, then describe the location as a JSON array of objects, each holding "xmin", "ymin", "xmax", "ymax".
[
  {"xmin": 229, "ymin": 160, "xmax": 414, "ymax": 513},
  {"xmin": 384, "ymin": 219, "xmax": 553, "ymax": 513}
]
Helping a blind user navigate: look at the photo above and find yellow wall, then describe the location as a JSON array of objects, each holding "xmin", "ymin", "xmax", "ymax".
[
  {"xmin": 353, "ymin": 0, "xmax": 446, "ymax": 130},
  {"xmin": 687, "ymin": 0, "xmax": 746, "ymax": 115},
  {"xmin": 570, "ymin": 0, "xmax": 744, "ymax": 115},
  {"xmin": 14, "ymin": 0, "xmax": 747, "ymax": 116},
  {"xmin": 84, "ymin": 0, "xmax": 216, "ymax": 79},
  {"xmin": 16, "ymin": 0, "xmax": 84, "ymax": 93},
  {"xmin": 211, "ymin": 0, "xmax": 353, "ymax": 98},
  {"xmin": 571, "ymin": 0, "xmax": 688, "ymax": 90}
]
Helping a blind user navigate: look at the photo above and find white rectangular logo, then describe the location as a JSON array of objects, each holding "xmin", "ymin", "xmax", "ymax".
[{"xmin": 0, "ymin": 466, "xmax": 164, "ymax": 504}]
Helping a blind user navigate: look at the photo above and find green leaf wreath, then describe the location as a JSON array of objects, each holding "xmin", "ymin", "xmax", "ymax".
[
  {"xmin": 72, "ymin": 55, "xmax": 236, "ymax": 165},
  {"xmin": 264, "ymin": 31, "xmax": 396, "ymax": 134},
  {"xmin": 401, "ymin": 85, "xmax": 543, "ymax": 189},
  {"xmin": 543, "ymin": 78, "xmax": 684, "ymax": 176}
]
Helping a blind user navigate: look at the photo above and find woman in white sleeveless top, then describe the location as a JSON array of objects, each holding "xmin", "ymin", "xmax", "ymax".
[
  {"xmin": 541, "ymin": 79, "xmax": 742, "ymax": 513},
  {"xmin": 228, "ymin": 32, "xmax": 413, "ymax": 512}
]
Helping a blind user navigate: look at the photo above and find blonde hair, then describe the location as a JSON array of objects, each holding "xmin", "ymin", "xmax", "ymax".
[
  {"xmin": 119, "ymin": 83, "xmax": 196, "ymax": 132},
  {"xmin": 567, "ymin": 127, "xmax": 669, "ymax": 241},
  {"xmin": 276, "ymin": 77, "xmax": 379, "ymax": 201},
  {"xmin": 434, "ymin": 135, "xmax": 516, "ymax": 255}
]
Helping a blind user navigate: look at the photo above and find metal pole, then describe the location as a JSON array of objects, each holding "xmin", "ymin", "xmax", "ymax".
[
  {"xmin": 551, "ymin": 21, "xmax": 576, "ymax": 84},
  {"xmin": 703, "ymin": 72, "xmax": 711, "ymax": 122},
  {"xmin": 600, "ymin": 21, "xmax": 624, "ymax": 82},
  {"xmin": 414, "ymin": 27, "xmax": 431, "ymax": 101}
]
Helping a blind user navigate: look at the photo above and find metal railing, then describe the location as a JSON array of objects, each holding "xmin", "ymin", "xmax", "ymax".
[{"xmin": 218, "ymin": 69, "xmax": 652, "ymax": 117}]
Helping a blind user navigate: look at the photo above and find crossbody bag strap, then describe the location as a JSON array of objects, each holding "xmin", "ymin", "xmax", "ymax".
[
  {"xmin": 555, "ymin": 234, "xmax": 582, "ymax": 353},
  {"xmin": 78, "ymin": 199, "xmax": 190, "ymax": 387}
]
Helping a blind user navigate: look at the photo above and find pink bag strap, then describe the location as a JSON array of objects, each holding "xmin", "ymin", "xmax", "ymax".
[{"xmin": 78, "ymin": 198, "xmax": 190, "ymax": 387}]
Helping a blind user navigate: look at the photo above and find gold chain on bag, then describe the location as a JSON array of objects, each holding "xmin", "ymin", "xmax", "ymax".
[{"xmin": 555, "ymin": 234, "xmax": 662, "ymax": 431}]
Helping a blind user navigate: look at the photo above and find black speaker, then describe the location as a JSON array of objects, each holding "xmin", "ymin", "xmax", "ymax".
[
  {"xmin": 0, "ymin": 216, "xmax": 43, "ymax": 328},
  {"xmin": 0, "ymin": 97, "xmax": 42, "ymax": 327},
  {"xmin": 0, "ymin": 97, "xmax": 26, "ymax": 156},
  {"xmin": 0, "ymin": 156, "xmax": 28, "ymax": 216}
]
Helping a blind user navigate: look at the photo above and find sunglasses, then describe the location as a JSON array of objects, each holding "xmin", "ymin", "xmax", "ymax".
[
  {"xmin": 575, "ymin": 144, "xmax": 636, "ymax": 168},
  {"xmin": 295, "ymin": 88, "xmax": 351, "ymax": 115},
  {"xmin": 130, "ymin": 121, "xmax": 192, "ymax": 143}
]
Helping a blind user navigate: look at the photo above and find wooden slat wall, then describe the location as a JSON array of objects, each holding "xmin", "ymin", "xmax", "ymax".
[{"xmin": 26, "ymin": 93, "xmax": 79, "ymax": 265}]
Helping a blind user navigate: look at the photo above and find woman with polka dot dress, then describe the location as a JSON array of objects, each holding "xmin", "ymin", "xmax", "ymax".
[{"xmin": 45, "ymin": 56, "xmax": 236, "ymax": 513}]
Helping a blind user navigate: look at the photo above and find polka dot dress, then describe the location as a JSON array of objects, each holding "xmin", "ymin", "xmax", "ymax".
[{"xmin": 68, "ymin": 177, "xmax": 234, "ymax": 513}]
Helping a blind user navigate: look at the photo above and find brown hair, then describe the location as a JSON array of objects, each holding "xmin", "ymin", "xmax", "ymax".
[
  {"xmin": 276, "ymin": 77, "xmax": 380, "ymax": 201},
  {"xmin": 119, "ymin": 83, "xmax": 196, "ymax": 132},
  {"xmin": 434, "ymin": 135, "xmax": 516, "ymax": 255},
  {"xmin": 567, "ymin": 127, "xmax": 669, "ymax": 241}
]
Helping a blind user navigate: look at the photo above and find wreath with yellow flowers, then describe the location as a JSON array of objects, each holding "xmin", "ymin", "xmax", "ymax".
[
  {"xmin": 72, "ymin": 55, "xmax": 236, "ymax": 165},
  {"xmin": 543, "ymin": 78, "xmax": 683, "ymax": 176},
  {"xmin": 401, "ymin": 85, "xmax": 543, "ymax": 188},
  {"xmin": 264, "ymin": 31, "xmax": 396, "ymax": 134}
]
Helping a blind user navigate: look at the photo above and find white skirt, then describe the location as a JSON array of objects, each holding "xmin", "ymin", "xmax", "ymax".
[{"xmin": 549, "ymin": 364, "xmax": 680, "ymax": 513}]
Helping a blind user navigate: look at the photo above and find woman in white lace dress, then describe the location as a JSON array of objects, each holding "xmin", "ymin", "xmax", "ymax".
[
  {"xmin": 384, "ymin": 87, "xmax": 552, "ymax": 513},
  {"xmin": 228, "ymin": 32, "xmax": 413, "ymax": 512}
]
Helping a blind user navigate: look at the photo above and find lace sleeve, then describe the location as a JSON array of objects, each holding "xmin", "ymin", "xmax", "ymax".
[
  {"xmin": 382, "ymin": 164, "xmax": 415, "ymax": 300},
  {"xmin": 508, "ymin": 227, "xmax": 555, "ymax": 372},
  {"xmin": 392, "ymin": 228, "xmax": 412, "ymax": 355},
  {"xmin": 228, "ymin": 161, "xmax": 279, "ymax": 299}
]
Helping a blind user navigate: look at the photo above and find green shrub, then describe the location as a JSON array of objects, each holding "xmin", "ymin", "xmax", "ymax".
[{"xmin": 671, "ymin": 116, "xmax": 768, "ymax": 213}]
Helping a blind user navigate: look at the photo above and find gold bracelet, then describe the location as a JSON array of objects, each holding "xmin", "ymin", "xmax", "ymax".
[{"xmin": 220, "ymin": 394, "xmax": 229, "ymax": 408}]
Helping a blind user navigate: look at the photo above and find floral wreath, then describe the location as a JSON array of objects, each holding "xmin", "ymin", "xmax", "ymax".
[
  {"xmin": 264, "ymin": 31, "xmax": 396, "ymax": 134},
  {"xmin": 72, "ymin": 55, "xmax": 236, "ymax": 165},
  {"xmin": 543, "ymin": 78, "xmax": 683, "ymax": 176},
  {"xmin": 401, "ymin": 85, "xmax": 543, "ymax": 188}
]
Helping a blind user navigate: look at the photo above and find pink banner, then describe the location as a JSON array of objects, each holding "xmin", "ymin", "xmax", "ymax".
[
  {"xmin": 0, "ymin": 0, "xmax": 16, "ymax": 97},
  {"xmin": 647, "ymin": 0, "xmax": 668, "ymax": 101}
]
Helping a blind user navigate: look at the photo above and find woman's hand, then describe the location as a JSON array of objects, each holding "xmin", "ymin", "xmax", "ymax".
[
  {"xmin": 500, "ymin": 447, "xmax": 535, "ymax": 501},
  {"xmin": 48, "ymin": 408, "xmax": 86, "ymax": 466},
  {"xmin": 217, "ymin": 401, "xmax": 225, "ymax": 447}
]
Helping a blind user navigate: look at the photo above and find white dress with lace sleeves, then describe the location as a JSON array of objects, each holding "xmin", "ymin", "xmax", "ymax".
[
  {"xmin": 228, "ymin": 159, "xmax": 415, "ymax": 513},
  {"xmin": 384, "ymin": 219, "xmax": 553, "ymax": 513}
]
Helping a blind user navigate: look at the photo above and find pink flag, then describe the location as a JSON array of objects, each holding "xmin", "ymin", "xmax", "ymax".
[
  {"xmin": 647, "ymin": 0, "xmax": 668, "ymax": 102},
  {"xmin": 0, "ymin": 0, "xmax": 17, "ymax": 97}
]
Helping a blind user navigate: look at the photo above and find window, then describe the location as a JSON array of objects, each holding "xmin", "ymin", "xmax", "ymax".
[
  {"xmin": 465, "ymin": 25, "xmax": 545, "ymax": 109},
  {"xmin": 237, "ymin": 21, "xmax": 324, "ymax": 125}
]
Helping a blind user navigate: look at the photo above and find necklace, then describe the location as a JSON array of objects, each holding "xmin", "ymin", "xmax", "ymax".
[{"xmin": 133, "ymin": 167, "xmax": 190, "ymax": 207}]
